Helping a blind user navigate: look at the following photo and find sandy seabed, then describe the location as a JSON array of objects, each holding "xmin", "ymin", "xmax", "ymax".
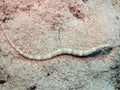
[{"xmin": 0, "ymin": 0, "xmax": 120, "ymax": 90}]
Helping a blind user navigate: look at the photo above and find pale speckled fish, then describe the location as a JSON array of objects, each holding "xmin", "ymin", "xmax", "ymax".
[{"xmin": 1, "ymin": 24, "xmax": 119, "ymax": 60}]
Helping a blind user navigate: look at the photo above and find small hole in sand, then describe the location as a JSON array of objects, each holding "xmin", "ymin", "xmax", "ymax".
[
  {"xmin": 27, "ymin": 85, "xmax": 36, "ymax": 90},
  {"xmin": 0, "ymin": 80, "xmax": 6, "ymax": 84},
  {"xmin": 82, "ymin": 0, "xmax": 88, "ymax": 3},
  {"xmin": 116, "ymin": 16, "xmax": 119, "ymax": 20},
  {"xmin": 47, "ymin": 73, "xmax": 50, "ymax": 76}
]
